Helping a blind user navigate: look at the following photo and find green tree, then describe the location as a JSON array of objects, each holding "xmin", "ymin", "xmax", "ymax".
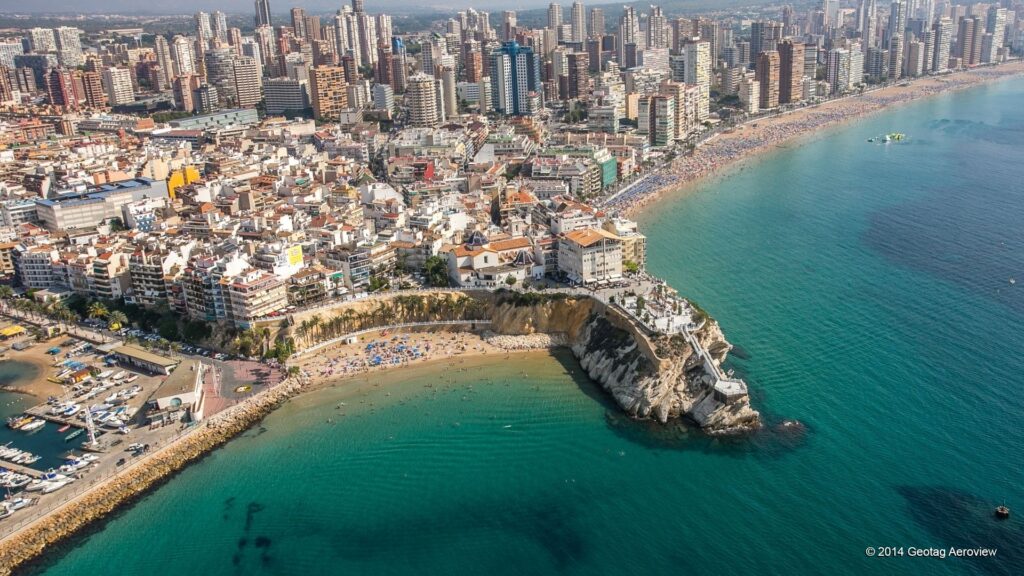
[
  {"xmin": 87, "ymin": 301, "xmax": 109, "ymax": 320},
  {"xmin": 108, "ymin": 310, "xmax": 129, "ymax": 331},
  {"xmin": 504, "ymin": 275, "xmax": 517, "ymax": 287},
  {"xmin": 158, "ymin": 316, "xmax": 180, "ymax": 341},
  {"xmin": 423, "ymin": 256, "xmax": 451, "ymax": 287}
]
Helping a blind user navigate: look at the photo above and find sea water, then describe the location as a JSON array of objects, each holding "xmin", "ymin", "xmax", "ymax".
[{"xmin": 32, "ymin": 77, "xmax": 1024, "ymax": 575}]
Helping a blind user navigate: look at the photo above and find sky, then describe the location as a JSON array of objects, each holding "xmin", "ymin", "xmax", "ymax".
[{"xmin": 0, "ymin": 0, "xmax": 563, "ymax": 14}]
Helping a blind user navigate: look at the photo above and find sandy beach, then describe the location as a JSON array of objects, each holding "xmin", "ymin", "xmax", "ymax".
[
  {"xmin": 607, "ymin": 60, "xmax": 1024, "ymax": 217},
  {"xmin": 295, "ymin": 329, "xmax": 508, "ymax": 385},
  {"xmin": 0, "ymin": 338, "xmax": 68, "ymax": 400}
]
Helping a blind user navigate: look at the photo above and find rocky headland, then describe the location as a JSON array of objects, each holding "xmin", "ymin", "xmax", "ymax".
[{"xmin": 482, "ymin": 292, "xmax": 761, "ymax": 434}]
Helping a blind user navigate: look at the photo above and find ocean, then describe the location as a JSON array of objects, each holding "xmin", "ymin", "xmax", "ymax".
[{"xmin": 30, "ymin": 76, "xmax": 1024, "ymax": 575}]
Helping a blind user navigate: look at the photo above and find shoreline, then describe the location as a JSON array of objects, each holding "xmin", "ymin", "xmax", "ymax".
[
  {"xmin": 0, "ymin": 330, "xmax": 557, "ymax": 574},
  {"xmin": 0, "ymin": 376, "xmax": 304, "ymax": 575},
  {"xmin": 0, "ymin": 342, "xmax": 68, "ymax": 401},
  {"xmin": 613, "ymin": 60, "xmax": 1024, "ymax": 218}
]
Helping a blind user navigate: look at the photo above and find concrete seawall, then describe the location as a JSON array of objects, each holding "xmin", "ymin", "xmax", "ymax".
[{"xmin": 0, "ymin": 377, "xmax": 306, "ymax": 576}]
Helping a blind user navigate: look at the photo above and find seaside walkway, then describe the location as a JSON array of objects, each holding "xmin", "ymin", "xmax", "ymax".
[{"xmin": 292, "ymin": 320, "xmax": 493, "ymax": 359}]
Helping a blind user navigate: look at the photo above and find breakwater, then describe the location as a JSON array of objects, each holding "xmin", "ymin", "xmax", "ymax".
[{"xmin": 0, "ymin": 376, "xmax": 307, "ymax": 576}]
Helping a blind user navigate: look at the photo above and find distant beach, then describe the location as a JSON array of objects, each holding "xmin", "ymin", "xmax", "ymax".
[{"xmin": 608, "ymin": 60, "xmax": 1024, "ymax": 217}]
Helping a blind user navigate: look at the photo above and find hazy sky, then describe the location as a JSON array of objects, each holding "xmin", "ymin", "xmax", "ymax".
[{"xmin": 0, "ymin": 0, "xmax": 561, "ymax": 14}]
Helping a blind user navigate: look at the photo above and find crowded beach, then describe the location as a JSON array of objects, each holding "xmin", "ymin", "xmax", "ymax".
[{"xmin": 603, "ymin": 60, "xmax": 1024, "ymax": 215}]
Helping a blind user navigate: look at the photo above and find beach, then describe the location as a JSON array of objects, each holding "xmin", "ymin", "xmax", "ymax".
[
  {"xmin": 0, "ymin": 339, "xmax": 70, "ymax": 400},
  {"xmin": 606, "ymin": 60, "xmax": 1024, "ymax": 216},
  {"xmin": 293, "ymin": 328, "xmax": 555, "ymax": 393}
]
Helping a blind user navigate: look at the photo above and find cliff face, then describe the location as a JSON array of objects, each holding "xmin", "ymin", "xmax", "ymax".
[{"xmin": 489, "ymin": 295, "xmax": 761, "ymax": 435}]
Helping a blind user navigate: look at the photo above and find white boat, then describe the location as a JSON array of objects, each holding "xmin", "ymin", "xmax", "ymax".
[
  {"xmin": 0, "ymin": 505, "xmax": 11, "ymax": 519},
  {"xmin": 97, "ymin": 370, "xmax": 114, "ymax": 380},
  {"xmin": 20, "ymin": 419, "xmax": 45, "ymax": 432},
  {"xmin": 125, "ymin": 375, "xmax": 139, "ymax": 384},
  {"xmin": 63, "ymin": 404, "xmax": 82, "ymax": 417},
  {"xmin": 41, "ymin": 480, "xmax": 72, "ymax": 494},
  {"xmin": 5, "ymin": 497, "xmax": 35, "ymax": 511},
  {"xmin": 112, "ymin": 371, "xmax": 127, "ymax": 380},
  {"xmin": 24, "ymin": 474, "xmax": 68, "ymax": 491}
]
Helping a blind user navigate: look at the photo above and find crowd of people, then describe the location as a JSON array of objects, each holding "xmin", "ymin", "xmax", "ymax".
[{"xmin": 300, "ymin": 332, "xmax": 494, "ymax": 380}]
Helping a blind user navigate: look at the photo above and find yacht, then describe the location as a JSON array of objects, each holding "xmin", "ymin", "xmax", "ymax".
[
  {"xmin": 41, "ymin": 479, "xmax": 72, "ymax": 494},
  {"xmin": 20, "ymin": 419, "xmax": 45, "ymax": 432},
  {"xmin": 5, "ymin": 497, "xmax": 35, "ymax": 511},
  {"xmin": 25, "ymin": 473, "xmax": 69, "ymax": 492}
]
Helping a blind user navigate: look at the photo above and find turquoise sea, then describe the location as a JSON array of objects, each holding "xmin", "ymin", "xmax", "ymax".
[{"xmin": 31, "ymin": 76, "xmax": 1024, "ymax": 575}]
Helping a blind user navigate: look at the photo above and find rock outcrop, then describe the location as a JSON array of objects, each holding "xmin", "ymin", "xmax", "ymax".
[{"xmin": 487, "ymin": 293, "xmax": 761, "ymax": 434}]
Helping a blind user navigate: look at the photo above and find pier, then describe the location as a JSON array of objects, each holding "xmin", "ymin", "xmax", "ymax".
[{"xmin": 0, "ymin": 459, "xmax": 43, "ymax": 479}]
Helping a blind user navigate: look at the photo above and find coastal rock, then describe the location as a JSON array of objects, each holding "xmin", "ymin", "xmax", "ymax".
[
  {"xmin": 487, "ymin": 293, "xmax": 761, "ymax": 434},
  {"xmin": 569, "ymin": 314, "xmax": 760, "ymax": 433}
]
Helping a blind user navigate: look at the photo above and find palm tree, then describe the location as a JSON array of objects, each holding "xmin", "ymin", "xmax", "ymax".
[
  {"xmin": 87, "ymin": 302, "xmax": 109, "ymax": 320},
  {"xmin": 108, "ymin": 311, "xmax": 128, "ymax": 332},
  {"xmin": 0, "ymin": 285, "xmax": 13, "ymax": 310},
  {"xmin": 309, "ymin": 314, "xmax": 322, "ymax": 341}
]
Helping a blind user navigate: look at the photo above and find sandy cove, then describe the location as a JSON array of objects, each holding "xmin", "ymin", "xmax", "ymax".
[
  {"xmin": 0, "ymin": 328, "xmax": 554, "ymax": 574},
  {"xmin": 616, "ymin": 60, "xmax": 1024, "ymax": 218},
  {"xmin": 293, "ymin": 328, "xmax": 561, "ymax": 394},
  {"xmin": 0, "ymin": 338, "xmax": 70, "ymax": 400}
]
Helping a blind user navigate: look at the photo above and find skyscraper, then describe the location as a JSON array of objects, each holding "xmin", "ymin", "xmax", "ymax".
[
  {"xmin": 103, "ymin": 67, "xmax": 135, "ymax": 106},
  {"xmin": 255, "ymin": 0, "xmax": 272, "ymax": 28},
  {"xmin": 232, "ymin": 56, "xmax": 262, "ymax": 108},
  {"xmin": 571, "ymin": 2, "xmax": 586, "ymax": 43},
  {"xmin": 931, "ymin": 16, "xmax": 952, "ymax": 72},
  {"xmin": 213, "ymin": 11, "xmax": 228, "ymax": 41},
  {"xmin": 566, "ymin": 51, "xmax": 589, "ymax": 99},
  {"xmin": 54, "ymin": 27, "xmax": 83, "ymax": 67},
  {"xmin": 859, "ymin": 0, "xmax": 877, "ymax": 48},
  {"xmin": 489, "ymin": 41, "xmax": 541, "ymax": 116},
  {"xmin": 407, "ymin": 73, "xmax": 439, "ymax": 127},
  {"xmin": 683, "ymin": 40, "xmax": 710, "ymax": 120},
  {"xmin": 827, "ymin": 48, "xmax": 854, "ymax": 93},
  {"xmin": 204, "ymin": 48, "xmax": 237, "ymax": 107},
  {"xmin": 638, "ymin": 94, "xmax": 675, "ymax": 147},
  {"xmin": 292, "ymin": 8, "xmax": 308, "ymax": 40},
  {"xmin": 589, "ymin": 8, "xmax": 605, "ymax": 38},
  {"xmin": 154, "ymin": 35, "xmax": 175, "ymax": 87},
  {"xmin": 647, "ymin": 6, "xmax": 668, "ymax": 49},
  {"xmin": 548, "ymin": 3, "xmax": 563, "ymax": 32},
  {"xmin": 750, "ymin": 21, "xmax": 783, "ymax": 65},
  {"xmin": 755, "ymin": 50, "xmax": 780, "ymax": 109},
  {"xmin": 81, "ymin": 70, "xmax": 106, "ymax": 108},
  {"xmin": 984, "ymin": 7, "xmax": 1006, "ymax": 63},
  {"xmin": 440, "ymin": 66, "xmax": 458, "ymax": 118},
  {"xmin": 777, "ymin": 39, "xmax": 804, "ymax": 104},
  {"xmin": 618, "ymin": 7, "xmax": 639, "ymax": 65},
  {"xmin": 310, "ymin": 65, "xmax": 349, "ymax": 120},
  {"xmin": 171, "ymin": 36, "xmax": 197, "ymax": 77}
]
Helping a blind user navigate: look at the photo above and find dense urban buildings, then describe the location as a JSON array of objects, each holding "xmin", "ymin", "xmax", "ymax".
[{"xmin": 0, "ymin": 0, "xmax": 1020, "ymax": 331}]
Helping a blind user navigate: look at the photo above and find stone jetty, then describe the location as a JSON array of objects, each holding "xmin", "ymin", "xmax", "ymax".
[{"xmin": 0, "ymin": 376, "xmax": 307, "ymax": 576}]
